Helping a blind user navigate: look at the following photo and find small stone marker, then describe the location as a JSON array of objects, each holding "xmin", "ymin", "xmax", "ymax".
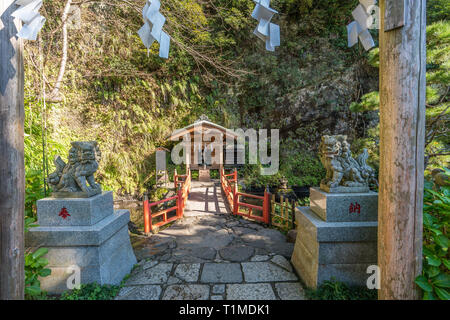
[{"xmin": 199, "ymin": 169, "xmax": 211, "ymax": 182}]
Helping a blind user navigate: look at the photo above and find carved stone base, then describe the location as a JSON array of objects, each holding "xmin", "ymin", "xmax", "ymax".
[
  {"xmin": 26, "ymin": 210, "xmax": 136, "ymax": 294},
  {"xmin": 320, "ymin": 183, "xmax": 369, "ymax": 193},
  {"xmin": 37, "ymin": 192, "xmax": 113, "ymax": 226},
  {"xmin": 27, "ymin": 191, "xmax": 136, "ymax": 294},
  {"xmin": 51, "ymin": 188, "xmax": 102, "ymax": 198},
  {"xmin": 291, "ymin": 206, "xmax": 377, "ymax": 289}
]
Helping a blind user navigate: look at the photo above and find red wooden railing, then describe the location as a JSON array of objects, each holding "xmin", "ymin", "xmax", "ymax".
[
  {"xmin": 220, "ymin": 167, "xmax": 269, "ymax": 224},
  {"xmin": 144, "ymin": 168, "xmax": 191, "ymax": 233}
]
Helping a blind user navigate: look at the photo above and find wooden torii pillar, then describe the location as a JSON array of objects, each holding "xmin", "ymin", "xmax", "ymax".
[
  {"xmin": 378, "ymin": 0, "xmax": 426, "ymax": 299},
  {"xmin": 0, "ymin": 1, "xmax": 25, "ymax": 300},
  {"xmin": 0, "ymin": 0, "xmax": 428, "ymax": 301}
]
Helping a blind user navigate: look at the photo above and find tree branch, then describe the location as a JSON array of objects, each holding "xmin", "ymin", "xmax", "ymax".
[{"xmin": 48, "ymin": 0, "xmax": 73, "ymax": 102}]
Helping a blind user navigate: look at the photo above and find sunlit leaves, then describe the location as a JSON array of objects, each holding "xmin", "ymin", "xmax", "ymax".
[{"xmin": 349, "ymin": 91, "xmax": 379, "ymax": 112}]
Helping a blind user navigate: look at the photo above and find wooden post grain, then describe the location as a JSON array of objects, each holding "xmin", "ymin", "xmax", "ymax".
[
  {"xmin": 378, "ymin": 0, "xmax": 426, "ymax": 300},
  {"xmin": 0, "ymin": 1, "xmax": 25, "ymax": 300}
]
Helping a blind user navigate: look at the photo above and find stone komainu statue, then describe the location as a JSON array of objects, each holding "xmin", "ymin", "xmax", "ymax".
[
  {"xmin": 48, "ymin": 141, "xmax": 102, "ymax": 197},
  {"xmin": 319, "ymin": 135, "xmax": 378, "ymax": 193}
]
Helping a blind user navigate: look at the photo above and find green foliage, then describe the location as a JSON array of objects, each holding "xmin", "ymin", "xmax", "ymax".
[
  {"xmin": 24, "ymin": 217, "xmax": 51, "ymax": 300},
  {"xmin": 367, "ymin": 47, "xmax": 379, "ymax": 68},
  {"xmin": 25, "ymin": 170, "xmax": 45, "ymax": 218},
  {"xmin": 25, "ymin": 216, "xmax": 38, "ymax": 233},
  {"xmin": 349, "ymin": 16, "xmax": 450, "ymax": 168},
  {"xmin": 427, "ymin": 0, "xmax": 450, "ymax": 23},
  {"xmin": 242, "ymin": 163, "xmax": 284, "ymax": 189},
  {"xmin": 150, "ymin": 187, "xmax": 169, "ymax": 202},
  {"xmin": 349, "ymin": 91, "xmax": 379, "ymax": 113},
  {"xmin": 306, "ymin": 279, "xmax": 377, "ymax": 300},
  {"xmin": 415, "ymin": 173, "xmax": 450, "ymax": 300},
  {"xmin": 280, "ymin": 151, "xmax": 325, "ymax": 187},
  {"xmin": 24, "ymin": 85, "xmax": 67, "ymax": 216},
  {"xmin": 241, "ymin": 136, "xmax": 325, "ymax": 189},
  {"xmin": 60, "ymin": 283, "xmax": 121, "ymax": 300},
  {"xmin": 24, "ymin": 218, "xmax": 51, "ymax": 300}
]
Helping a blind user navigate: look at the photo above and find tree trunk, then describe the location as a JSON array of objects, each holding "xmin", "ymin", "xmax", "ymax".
[
  {"xmin": 48, "ymin": 0, "xmax": 72, "ymax": 101},
  {"xmin": 378, "ymin": 0, "xmax": 426, "ymax": 300},
  {"xmin": 0, "ymin": 0, "xmax": 25, "ymax": 300}
]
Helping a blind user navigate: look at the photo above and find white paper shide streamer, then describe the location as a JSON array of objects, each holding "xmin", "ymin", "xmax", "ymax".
[
  {"xmin": 347, "ymin": 0, "xmax": 377, "ymax": 51},
  {"xmin": 12, "ymin": 0, "xmax": 46, "ymax": 41},
  {"xmin": 138, "ymin": 0, "xmax": 170, "ymax": 59},
  {"xmin": 251, "ymin": 0, "xmax": 280, "ymax": 51}
]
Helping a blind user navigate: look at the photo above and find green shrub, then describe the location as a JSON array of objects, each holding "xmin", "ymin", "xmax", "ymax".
[
  {"xmin": 150, "ymin": 187, "xmax": 169, "ymax": 202},
  {"xmin": 210, "ymin": 169, "xmax": 219, "ymax": 179},
  {"xmin": 242, "ymin": 150, "xmax": 325, "ymax": 189},
  {"xmin": 415, "ymin": 171, "xmax": 450, "ymax": 300},
  {"xmin": 60, "ymin": 283, "xmax": 121, "ymax": 300},
  {"xmin": 25, "ymin": 170, "xmax": 46, "ymax": 218},
  {"xmin": 24, "ymin": 217, "xmax": 51, "ymax": 300},
  {"xmin": 280, "ymin": 151, "xmax": 325, "ymax": 187},
  {"xmin": 306, "ymin": 279, "xmax": 377, "ymax": 300}
]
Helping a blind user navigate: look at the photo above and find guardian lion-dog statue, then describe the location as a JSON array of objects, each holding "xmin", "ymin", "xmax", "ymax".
[
  {"xmin": 319, "ymin": 135, "xmax": 378, "ymax": 193},
  {"xmin": 48, "ymin": 141, "xmax": 102, "ymax": 198}
]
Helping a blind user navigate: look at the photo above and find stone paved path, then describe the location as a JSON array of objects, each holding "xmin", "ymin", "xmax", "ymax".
[{"xmin": 119, "ymin": 181, "xmax": 306, "ymax": 300}]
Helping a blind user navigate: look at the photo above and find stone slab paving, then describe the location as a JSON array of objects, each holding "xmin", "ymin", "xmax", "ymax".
[
  {"xmin": 116, "ymin": 285, "xmax": 162, "ymax": 300},
  {"xmin": 119, "ymin": 181, "xmax": 307, "ymax": 300},
  {"xmin": 275, "ymin": 282, "xmax": 307, "ymax": 300},
  {"xmin": 219, "ymin": 245, "xmax": 255, "ymax": 262},
  {"xmin": 125, "ymin": 263, "xmax": 173, "ymax": 285},
  {"xmin": 162, "ymin": 284, "xmax": 210, "ymax": 300},
  {"xmin": 201, "ymin": 263, "xmax": 243, "ymax": 283},
  {"xmin": 242, "ymin": 262, "xmax": 299, "ymax": 282},
  {"xmin": 174, "ymin": 263, "xmax": 201, "ymax": 282},
  {"xmin": 226, "ymin": 283, "xmax": 276, "ymax": 300}
]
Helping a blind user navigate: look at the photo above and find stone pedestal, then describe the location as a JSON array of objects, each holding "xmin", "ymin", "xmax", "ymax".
[
  {"xmin": 291, "ymin": 187, "xmax": 377, "ymax": 289},
  {"xmin": 26, "ymin": 192, "xmax": 137, "ymax": 294}
]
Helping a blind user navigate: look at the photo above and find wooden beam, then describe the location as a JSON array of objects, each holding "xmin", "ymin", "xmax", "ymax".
[
  {"xmin": 378, "ymin": 0, "xmax": 426, "ymax": 300},
  {"xmin": 384, "ymin": 0, "xmax": 407, "ymax": 31},
  {"xmin": 0, "ymin": 1, "xmax": 25, "ymax": 300}
]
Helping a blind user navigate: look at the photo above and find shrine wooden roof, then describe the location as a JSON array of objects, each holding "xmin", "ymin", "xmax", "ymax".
[{"xmin": 168, "ymin": 118, "xmax": 237, "ymax": 141}]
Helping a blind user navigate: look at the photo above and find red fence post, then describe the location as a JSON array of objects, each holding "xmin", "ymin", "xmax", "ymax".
[
  {"xmin": 143, "ymin": 191, "xmax": 151, "ymax": 233},
  {"xmin": 233, "ymin": 179, "xmax": 238, "ymax": 216},
  {"xmin": 174, "ymin": 168, "xmax": 178, "ymax": 190},
  {"xmin": 177, "ymin": 187, "xmax": 182, "ymax": 218},
  {"xmin": 263, "ymin": 186, "xmax": 270, "ymax": 225}
]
